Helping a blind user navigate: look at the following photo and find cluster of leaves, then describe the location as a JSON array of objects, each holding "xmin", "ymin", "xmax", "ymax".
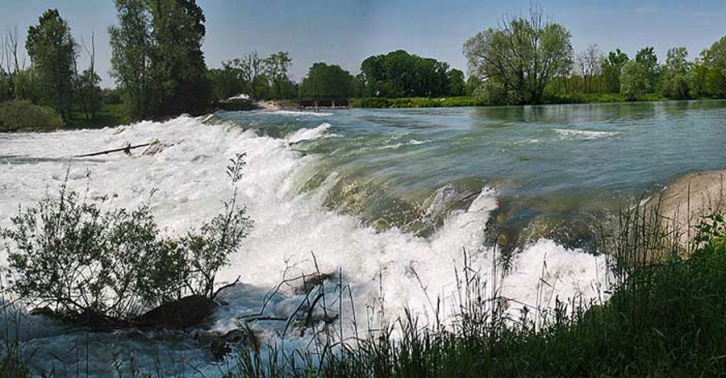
[
  {"xmin": 109, "ymin": 0, "xmax": 211, "ymax": 120},
  {"xmin": 464, "ymin": 6, "xmax": 574, "ymax": 105},
  {"xmin": 1, "ymin": 154, "xmax": 251, "ymax": 320},
  {"xmin": 0, "ymin": 100, "xmax": 64, "ymax": 131},
  {"xmin": 210, "ymin": 51, "xmax": 296, "ymax": 102},
  {"xmin": 358, "ymin": 50, "xmax": 465, "ymax": 98},
  {"xmin": 0, "ymin": 10, "xmax": 103, "ymax": 125}
]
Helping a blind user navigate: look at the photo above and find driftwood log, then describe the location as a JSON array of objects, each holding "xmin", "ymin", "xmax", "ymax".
[{"xmin": 74, "ymin": 142, "xmax": 153, "ymax": 158}]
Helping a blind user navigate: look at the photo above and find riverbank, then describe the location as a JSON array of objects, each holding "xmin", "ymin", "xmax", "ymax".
[{"xmin": 349, "ymin": 94, "xmax": 726, "ymax": 109}]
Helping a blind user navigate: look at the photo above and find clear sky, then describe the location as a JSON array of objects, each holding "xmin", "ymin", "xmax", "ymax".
[{"xmin": 1, "ymin": 0, "xmax": 725, "ymax": 88}]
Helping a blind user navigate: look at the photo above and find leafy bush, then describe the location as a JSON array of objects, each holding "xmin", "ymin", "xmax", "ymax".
[
  {"xmin": 1, "ymin": 154, "xmax": 252, "ymax": 321},
  {"xmin": 0, "ymin": 100, "xmax": 64, "ymax": 131}
]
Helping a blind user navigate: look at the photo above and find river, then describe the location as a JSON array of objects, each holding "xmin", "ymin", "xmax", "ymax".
[{"xmin": 1, "ymin": 101, "xmax": 724, "ymax": 376}]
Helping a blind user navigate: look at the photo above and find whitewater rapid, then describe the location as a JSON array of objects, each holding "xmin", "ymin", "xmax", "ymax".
[{"xmin": 0, "ymin": 115, "xmax": 611, "ymax": 376}]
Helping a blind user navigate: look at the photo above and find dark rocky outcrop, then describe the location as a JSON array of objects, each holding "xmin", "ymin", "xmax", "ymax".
[{"xmin": 136, "ymin": 295, "xmax": 216, "ymax": 330}]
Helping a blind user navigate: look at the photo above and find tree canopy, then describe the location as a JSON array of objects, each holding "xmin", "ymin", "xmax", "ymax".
[
  {"xmin": 109, "ymin": 0, "xmax": 210, "ymax": 120},
  {"xmin": 359, "ymin": 50, "xmax": 460, "ymax": 98},
  {"xmin": 26, "ymin": 9, "xmax": 78, "ymax": 119},
  {"xmin": 464, "ymin": 7, "xmax": 573, "ymax": 105},
  {"xmin": 302, "ymin": 62, "xmax": 356, "ymax": 100}
]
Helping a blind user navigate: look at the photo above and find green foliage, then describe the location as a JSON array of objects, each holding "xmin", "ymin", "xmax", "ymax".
[
  {"xmin": 109, "ymin": 0, "xmax": 211, "ymax": 121},
  {"xmin": 148, "ymin": 0, "xmax": 211, "ymax": 117},
  {"xmin": 75, "ymin": 68, "xmax": 103, "ymax": 120},
  {"xmin": 1, "ymin": 155, "xmax": 251, "ymax": 320},
  {"xmin": 620, "ymin": 60, "xmax": 651, "ymax": 100},
  {"xmin": 352, "ymin": 96, "xmax": 485, "ymax": 108},
  {"xmin": 359, "ymin": 50, "xmax": 458, "ymax": 98},
  {"xmin": 265, "ymin": 51, "xmax": 295, "ymax": 100},
  {"xmin": 661, "ymin": 47, "xmax": 693, "ymax": 100},
  {"xmin": 0, "ymin": 100, "xmax": 64, "ymax": 131},
  {"xmin": 302, "ymin": 62, "xmax": 356, "ymax": 100},
  {"xmin": 218, "ymin": 51, "xmax": 297, "ymax": 101},
  {"xmin": 25, "ymin": 9, "xmax": 78, "ymax": 120},
  {"xmin": 464, "ymin": 7, "xmax": 573, "ymax": 105},
  {"xmin": 447, "ymin": 69, "xmax": 466, "ymax": 96},
  {"xmin": 601, "ymin": 49, "xmax": 629, "ymax": 93}
]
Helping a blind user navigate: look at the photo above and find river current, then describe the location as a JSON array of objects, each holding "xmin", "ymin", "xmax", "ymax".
[{"xmin": 1, "ymin": 101, "xmax": 724, "ymax": 376}]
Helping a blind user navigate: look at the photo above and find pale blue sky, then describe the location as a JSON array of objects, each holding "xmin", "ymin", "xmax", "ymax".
[{"xmin": 1, "ymin": 0, "xmax": 725, "ymax": 88}]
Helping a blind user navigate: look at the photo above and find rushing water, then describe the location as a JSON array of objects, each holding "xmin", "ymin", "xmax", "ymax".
[
  {"xmin": 0, "ymin": 101, "xmax": 724, "ymax": 376},
  {"xmin": 217, "ymin": 101, "xmax": 726, "ymax": 251}
]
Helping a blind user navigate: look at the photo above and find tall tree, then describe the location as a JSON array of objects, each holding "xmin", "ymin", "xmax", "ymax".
[
  {"xmin": 661, "ymin": 47, "xmax": 692, "ymax": 100},
  {"xmin": 109, "ymin": 0, "xmax": 152, "ymax": 120},
  {"xmin": 110, "ymin": 0, "xmax": 210, "ymax": 120},
  {"xmin": 620, "ymin": 60, "xmax": 650, "ymax": 100},
  {"xmin": 230, "ymin": 52, "xmax": 268, "ymax": 100},
  {"xmin": 448, "ymin": 69, "xmax": 466, "ymax": 96},
  {"xmin": 302, "ymin": 62, "xmax": 356, "ymax": 100},
  {"xmin": 463, "ymin": 6, "xmax": 573, "ymax": 105},
  {"xmin": 576, "ymin": 44, "xmax": 603, "ymax": 93},
  {"xmin": 148, "ymin": 0, "xmax": 210, "ymax": 116},
  {"xmin": 26, "ymin": 9, "xmax": 77, "ymax": 120},
  {"xmin": 264, "ymin": 51, "xmax": 293, "ymax": 100},
  {"xmin": 635, "ymin": 47, "xmax": 660, "ymax": 92},
  {"xmin": 359, "ymin": 50, "xmax": 457, "ymax": 98},
  {"xmin": 702, "ymin": 36, "xmax": 726, "ymax": 98},
  {"xmin": 75, "ymin": 33, "xmax": 102, "ymax": 121},
  {"xmin": 601, "ymin": 49, "xmax": 629, "ymax": 93}
]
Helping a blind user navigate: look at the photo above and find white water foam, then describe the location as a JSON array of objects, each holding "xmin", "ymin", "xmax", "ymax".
[
  {"xmin": 554, "ymin": 128, "xmax": 620, "ymax": 141},
  {"xmin": 0, "ymin": 116, "xmax": 610, "ymax": 376},
  {"xmin": 270, "ymin": 110, "xmax": 334, "ymax": 117},
  {"xmin": 285, "ymin": 122, "xmax": 332, "ymax": 143}
]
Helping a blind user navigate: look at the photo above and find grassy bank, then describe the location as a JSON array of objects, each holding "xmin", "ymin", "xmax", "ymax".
[{"xmin": 351, "ymin": 94, "xmax": 681, "ymax": 109}]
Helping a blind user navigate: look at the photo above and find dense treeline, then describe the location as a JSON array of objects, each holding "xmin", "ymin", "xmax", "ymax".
[
  {"xmin": 464, "ymin": 7, "xmax": 726, "ymax": 105},
  {"xmin": 358, "ymin": 50, "xmax": 465, "ymax": 98},
  {"xmin": 5, "ymin": 2, "xmax": 726, "ymax": 127}
]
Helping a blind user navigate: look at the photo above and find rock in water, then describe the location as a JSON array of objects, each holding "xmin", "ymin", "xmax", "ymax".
[
  {"xmin": 137, "ymin": 295, "xmax": 216, "ymax": 329},
  {"xmin": 649, "ymin": 169, "xmax": 726, "ymax": 246}
]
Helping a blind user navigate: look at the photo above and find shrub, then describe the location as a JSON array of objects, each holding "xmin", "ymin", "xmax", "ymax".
[
  {"xmin": 0, "ymin": 100, "xmax": 64, "ymax": 132},
  {"xmin": 1, "ymin": 154, "xmax": 252, "ymax": 321}
]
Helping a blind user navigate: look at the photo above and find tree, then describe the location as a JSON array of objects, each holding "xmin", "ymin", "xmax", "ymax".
[
  {"xmin": 75, "ymin": 33, "xmax": 102, "ymax": 121},
  {"xmin": 264, "ymin": 51, "xmax": 293, "ymax": 100},
  {"xmin": 110, "ymin": 0, "xmax": 210, "ymax": 120},
  {"xmin": 463, "ymin": 6, "xmax": 573, "ymax": 105},
  {"xmin": 635, "ymin": 47, "xmax": 660, "ymax": 93},
  {"xmin": 148, "ymin": 0, "xmax": 210, "ymax": 117},
  {"xmin": 576, "ymin": 44, "xmax": 603, "ymax": 93},
  {"xmin": 448, "ymin": 69, "xmax": 466, "ymax": 96},
  {"xmin": 661, "ymin": 47, "xmax": 692, "ymax": 100},
  {"xmin": 620, "ymin": 60, "xmax": 650, "ymax": 100},
  {"xmin": 207, "ymin": 64, "xmax": 243, "ymax": 102},
  {"xmin": 359, "ymin": 50, "xmax": 457, "ymax": 98},
  {"xmin": 229, "ymin": 52, "xmax": 268, "ymax": 100},
  {"xmin": 302, "ymin": 62, "xmax": 356, "ymax": 100},
  {"xmin": 109, "ymin": 0, "xmax": 152, "ymax": 120},
  {"xmin": 702, "ymin": 37, "xmax": 726, "ymax": 98},
  {"xmin": 26, "ymin": 9, "xmax": 78, "ymax": 120},
  {"xmin": 601, "ymin": 49, "xmax": 629, "ymax": 93}
]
